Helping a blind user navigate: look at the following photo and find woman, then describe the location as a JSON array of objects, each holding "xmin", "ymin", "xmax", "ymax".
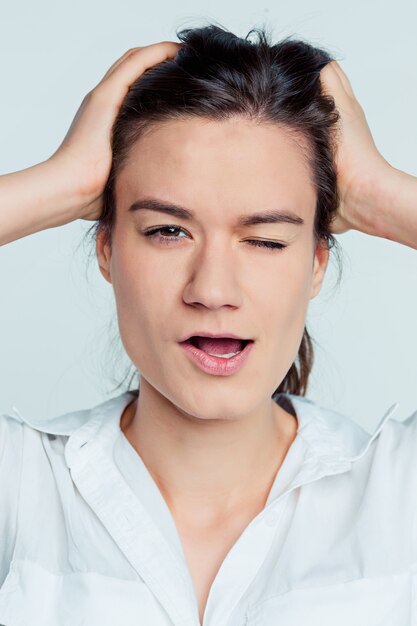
[{"xmin": 0, "ymin": 24, "xmax": 416, "ymax": 626}]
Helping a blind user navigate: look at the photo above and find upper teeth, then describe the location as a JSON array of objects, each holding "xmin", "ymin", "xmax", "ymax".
[{"xmin": 207, "ymin": 351, "xmax": 241, "ymax": 358}]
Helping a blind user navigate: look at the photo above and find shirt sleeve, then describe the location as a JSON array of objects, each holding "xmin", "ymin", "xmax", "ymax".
[{"xmin": 0, "ymin": 413, "xmax": 23, "ymax": 588}]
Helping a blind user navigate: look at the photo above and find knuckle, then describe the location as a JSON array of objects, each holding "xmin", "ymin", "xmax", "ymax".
[
  {"xmin": 82, "ymin": 89, "xmax": 94, "ymax": 104},
  {"xmin": 86, "ymin": 85, "xmax": 107, "ymax": 105}
]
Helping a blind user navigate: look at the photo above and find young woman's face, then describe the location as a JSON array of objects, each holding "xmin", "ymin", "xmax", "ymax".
[{"xmin": 97, "ymin": 117, "xmax": 329, "ymax": 419}]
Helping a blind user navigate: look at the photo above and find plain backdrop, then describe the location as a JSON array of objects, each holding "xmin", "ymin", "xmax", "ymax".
[{"xmin": 0, "ymin": 0, "xmax": 416, "ymax": 433}]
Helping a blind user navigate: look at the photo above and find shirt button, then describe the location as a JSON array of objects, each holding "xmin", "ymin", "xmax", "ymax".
[{"xmin": 264, "ymin": 510, "xmax": 279, "ymax": 526}]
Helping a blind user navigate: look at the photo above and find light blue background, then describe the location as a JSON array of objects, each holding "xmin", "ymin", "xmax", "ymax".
[{"xmin": 0, "ymin": 0, "xmax": 416, "ymax": 432}]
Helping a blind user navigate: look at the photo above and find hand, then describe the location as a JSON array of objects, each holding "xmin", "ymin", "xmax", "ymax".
[
  {"xmin": 49, "ymin": 41, "xmax": 182, "ymax": 221},
  {"xmin": 319, "ymin": 60, "xmax": 393, "ymax": 237}
]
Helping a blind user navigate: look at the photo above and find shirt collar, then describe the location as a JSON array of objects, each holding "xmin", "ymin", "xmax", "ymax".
[
  {"xmin": 7, "ymin": 390, "xmax": 400, "ymax": 470},
  {"xmin": 276, "ymin": 392, "xmax": 400, "ymax": 464},
  {"xmin": 7, "ymin": 391, "xmax": 136, "ymax": 437}
]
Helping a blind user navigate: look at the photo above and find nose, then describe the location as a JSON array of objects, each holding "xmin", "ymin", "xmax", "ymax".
[{"xmin": 182, "ymin": 239, "xmax": 243, "ymax": 310}]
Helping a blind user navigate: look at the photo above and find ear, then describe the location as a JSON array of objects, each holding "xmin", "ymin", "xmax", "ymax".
[
  {"xmin": 96, "ymin": 227, "xmax": 112, "ymax": 284},
  {"xmin": 310, "ymin": 239, "xmax": 330, "ymax": 299}
]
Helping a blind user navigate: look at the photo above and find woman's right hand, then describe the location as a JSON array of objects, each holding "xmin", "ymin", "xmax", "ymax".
[{"xmin": 49, "ymin": 41, "xmax": 182, "ymax": 222}]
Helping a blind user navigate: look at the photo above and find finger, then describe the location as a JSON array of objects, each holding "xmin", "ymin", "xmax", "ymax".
[
  {"xmin": 101, "ymin": 42, "xmax": 182, "ymax": 81},
  {"xmin": 98, "ymin": 41, "xmax": 182, "ymax": 92},
  {"xmin": 100, "ymin": 41, "xmax": 181, "ymax": 80},
  {"xmin": 320, "ymin": 61, "xmax": 347, "ymax": 97},
  {"xmin": 101, "ymin": 47, "xmax": 146, "ymax": 81},
  {"xmin": 330, "ymin": 61, "xmax": 356, "ymax": 99},
  {"xmin": 319, "ymin": 61, "xmax": 353, "ymax": 117}
]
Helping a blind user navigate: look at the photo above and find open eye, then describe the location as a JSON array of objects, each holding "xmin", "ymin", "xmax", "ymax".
[{"xmin": 143, "ymin": 225, "xmax": 187, "ymax": 242}]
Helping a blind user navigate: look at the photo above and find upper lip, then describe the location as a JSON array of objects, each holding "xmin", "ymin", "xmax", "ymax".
[{"xmin": 179, "ymin": 331, "xmax": 254, "ymax": 342}]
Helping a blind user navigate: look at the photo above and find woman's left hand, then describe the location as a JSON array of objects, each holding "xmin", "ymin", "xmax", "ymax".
[{"xmin": 319, "ymin": 60, "xmax": 393, "ymax": 237}]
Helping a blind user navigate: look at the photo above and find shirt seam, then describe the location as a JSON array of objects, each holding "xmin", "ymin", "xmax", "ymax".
[{"xmin": 246, "ymin": 561, "xmax": 417, "ymax": 618}]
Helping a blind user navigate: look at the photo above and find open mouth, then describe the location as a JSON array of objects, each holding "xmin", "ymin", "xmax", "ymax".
[
  {"xmin": 179, "ymin": 335, "xmax": 255, "ymax": 376},
  {"xmin": 185, "ymin": 336, "xmax": 252, "ymax": 358}
]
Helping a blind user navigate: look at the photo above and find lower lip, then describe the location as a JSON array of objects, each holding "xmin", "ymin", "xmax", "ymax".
[{"xmin": 179, "ymin": 340, "xmax": 254, "ymax": 376}]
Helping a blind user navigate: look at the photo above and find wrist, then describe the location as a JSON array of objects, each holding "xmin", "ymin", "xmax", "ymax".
[
  {"xmin": 0, "ymin": 158, "xmax": 90, "ymax": 246},
  {"xmin": 44, "ymin": 154, "xmax": 100, "ymax": 223},
  {"xmin": 342, "ymin": 161, "xmax": 413, "ymax": 244},
  {"xmin": 367, "ymin": 165, "xmax": 417, "ymax": 249},
  {"xmin": 27, "ymin": 158, "xmax": 85, "ymax": 229}
]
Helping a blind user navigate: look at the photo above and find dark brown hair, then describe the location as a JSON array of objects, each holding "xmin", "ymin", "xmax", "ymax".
[{"xmin": 85, "ymin": 22, "xmax": 342, "ymax": 397}]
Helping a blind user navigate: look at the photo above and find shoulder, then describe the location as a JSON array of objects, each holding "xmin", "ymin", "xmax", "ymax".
[
  {"xmin": 284, "ymin": 392, "xmax": 417, "ymax": 473},
  {"xmin": 0, "ymin": 413, "xmax": 25, "ymax": 586},
  {"xmin": 0, "ymin": 390, "xmax": 138, "ymax": 478},
  {"xmin": 0, "ymin": 391, "xmax": 136, "ymax": 586},
  {"xmin": 0, "ymin": 411, "xmax": 25, "ymax": 463},
  {"xmin": 0, "ymin": 409, "xmax": 24, "ymax": 432},
  {"xmin": 287, "ymin": 396, "xmax": 417, "ymax": 538},
  {"xmin": 0, "ymin": 410, "xmax": 35, "ymax": 490},
  {"xmin": 283, "ymin": 393, "xmax": 387, "ymax": 460},
  {"xmin": 330, "ymin": 403, "xmax": 417, "ymax": 497},
  {"xmin": 378, "ymin": 407, "xmax": 417, "ymax": 439},
  {"xmin": 368, "ymin": 407, "xmax": 417, "ymax": 468},
  {"xmin": 0, "ymin": 408, "xmax": 67, "ymax": 469}
]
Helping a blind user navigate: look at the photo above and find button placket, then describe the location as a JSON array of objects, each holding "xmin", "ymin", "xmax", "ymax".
[{"xmin": 69, "ymin": 440, "xmax": 199, "ymax": 626}]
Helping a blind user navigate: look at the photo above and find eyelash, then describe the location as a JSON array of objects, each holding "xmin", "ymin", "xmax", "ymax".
[{"xmin": 142, "ymin": 226, "xmax": 287, "ymax": 252}]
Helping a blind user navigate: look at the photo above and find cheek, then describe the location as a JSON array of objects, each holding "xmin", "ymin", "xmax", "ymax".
[
  {"xmin": 109, "ymin": 238, "xmax": 178, "ymax": 353},
  {"xmin": 259, "ymin": 250, "xmax": 313, "ymax": 358},
  {"xmin": 259, "ymin": 248, "xmax": 312, "ymax": 312},
  {"xmin": 285, "ymin": 258, "xmax": 312, "ymax": 316}
]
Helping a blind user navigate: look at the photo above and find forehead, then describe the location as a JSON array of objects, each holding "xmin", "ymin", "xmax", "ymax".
[{"xmin": 115, "ymin": 117, "xmax": 316, "ymax": 221}]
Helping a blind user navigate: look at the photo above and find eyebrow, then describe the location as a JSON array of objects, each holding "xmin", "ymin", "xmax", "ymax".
[{"xmin": 128, "ymin": 197, "xmax": 304, "ymax": 227}]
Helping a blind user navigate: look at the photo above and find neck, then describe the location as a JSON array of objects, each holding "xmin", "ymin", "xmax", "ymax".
[{"xmin": 120, "ymin": 378, "xmax": 298, "ymax": 525}]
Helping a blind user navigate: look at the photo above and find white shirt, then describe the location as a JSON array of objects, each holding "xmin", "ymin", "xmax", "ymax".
[{"xmin": 0, "ymin": 389, "xmax": 416, "ymax": 626}]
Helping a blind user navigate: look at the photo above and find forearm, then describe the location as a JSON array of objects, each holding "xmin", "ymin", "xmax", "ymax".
[
  {"xmin": 368, "ymin": 166, "xmax": 417, "ymax": 251},
  {"xmin": 0, "ymin": 158, "xmax": 81, "ymax": 246}
]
